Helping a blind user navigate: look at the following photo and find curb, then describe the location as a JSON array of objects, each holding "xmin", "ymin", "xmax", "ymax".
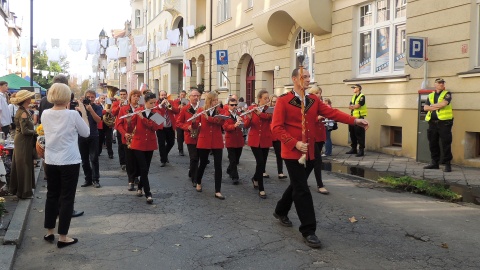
[{"xmin": 1, "ymin": 162, "xmax": 42, "ymax": 270}]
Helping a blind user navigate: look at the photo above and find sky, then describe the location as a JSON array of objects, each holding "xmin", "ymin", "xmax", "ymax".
[{"xmin": 9, "ymin": 0, "xmax": 132, "ymax": 80}]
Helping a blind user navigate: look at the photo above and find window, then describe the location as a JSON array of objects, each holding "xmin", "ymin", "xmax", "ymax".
[
  {"xmin": 390, "ymin": 126, "xmax": 402, "ymax": 147},
  {"xmin": 294, "ymin": 29, "xmax": 315, "ymax": 82},
  {"xmin": 135, "ymin": 9, "xmax": 141, "ymax": 28},
  {"xmin": 218, "ymin": 71, "xmax": 228, "ymax": 89},
  {"xmin": 217, "ymin": 0, "xmax": 230, "ymax": 23},
  {"xmin": 357, "ymin": 0, "xmax": 406, "ymax": 76}
]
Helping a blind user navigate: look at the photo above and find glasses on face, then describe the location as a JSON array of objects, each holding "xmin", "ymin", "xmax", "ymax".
[
  {"xmin": 229, "ymin": 104, "xmax": 238, "ymax": 106},
  {"xmin": 191, "ymin": 94, "xmax": 200, "ymax": 97}
]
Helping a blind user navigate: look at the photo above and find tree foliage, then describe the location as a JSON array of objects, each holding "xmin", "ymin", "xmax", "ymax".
[{"xmin": 32, "ymin": 50, "xmax": 70, "ymax": 90}]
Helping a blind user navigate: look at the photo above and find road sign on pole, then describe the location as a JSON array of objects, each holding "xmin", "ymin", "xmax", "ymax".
[
  {"xmin": 406, "ymin": 37, "xmax": 427, "ymax": 69},
  {"xmin": 216, "ymin": 50, "xmax": 228, "ymax": 72}
]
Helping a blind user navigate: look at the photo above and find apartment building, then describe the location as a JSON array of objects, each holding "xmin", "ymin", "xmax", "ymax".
[
  {"xmin": 0, "ymin": 0, "xmax": 24, "ymax": 77},
  {"xmin": 182, "ymin": 0, "xmax": 480, "ymax": 167}
]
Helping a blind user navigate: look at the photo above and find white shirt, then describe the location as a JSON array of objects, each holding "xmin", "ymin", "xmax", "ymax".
[
  {"xmin": 0, "ymin": 92, "xmax": 11, "ymax": 127},
  {"xmin": 8, "ymin": 103, "xmax": 18, "ymax": 120},
  {"xmin": 42, "ymin": 109, "xmax": 90, "ymax": 165}
]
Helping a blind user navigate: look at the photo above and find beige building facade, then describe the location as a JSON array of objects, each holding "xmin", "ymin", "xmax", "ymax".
[{"xmin": 183, "ymin": 0, "xmax": 480, "ymax": 167}]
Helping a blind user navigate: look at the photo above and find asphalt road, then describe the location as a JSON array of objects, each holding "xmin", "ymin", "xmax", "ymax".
[{"xmin": 13, "ymin": 145, "xmax": 480, "ymax": 270}]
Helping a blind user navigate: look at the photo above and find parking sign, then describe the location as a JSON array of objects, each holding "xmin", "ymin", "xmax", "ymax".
[{"xmin": 406, "ymin": 37, "xmax": 427, "ymax": 69}]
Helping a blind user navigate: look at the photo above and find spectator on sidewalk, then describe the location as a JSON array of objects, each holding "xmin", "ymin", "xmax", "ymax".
[{"xmin": 346, "ymin": 84, "xmax": 367, "ymax": 157}]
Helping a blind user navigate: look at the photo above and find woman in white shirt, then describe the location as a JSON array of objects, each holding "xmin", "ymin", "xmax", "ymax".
[{"xmin": 41, "ymin": 83, "xmax": 90, "ymax": 248}]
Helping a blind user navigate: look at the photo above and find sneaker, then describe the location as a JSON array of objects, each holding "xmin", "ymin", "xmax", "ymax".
[
  {"xmin": 424, "ymin": 163, "xmax": 439, "ymax": 169},
  {"xmin": 81, "ymin": 181, "xmax": 93, "ymax": 187},
  {"xmin": 93, "ymin": 181, "xmax": 101, "ymax": 188},
  {"xmin": 321, "ymin": 154, "xmax": 327, "ymax": 157},
  {"xmin": 146, "ymin": 196, "xmax": 153, "ymax": 204}
]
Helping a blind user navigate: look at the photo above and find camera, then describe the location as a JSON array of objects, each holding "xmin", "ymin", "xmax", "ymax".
[{"xmin": 82, "ymin": 97, "xmax": 91, "ymax": 105}]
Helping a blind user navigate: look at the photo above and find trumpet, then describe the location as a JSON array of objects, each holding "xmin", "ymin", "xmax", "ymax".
[
  {"xmin": 159, "ymin": 98, "xmax": 172, "ymax": 110},
  {"xmin": 127, "ymin": 127, "xmax": 136, "ymax": 149},
  {"xmin": 186, "ymin": 103, "xmax": 221, "ymax": 122},
  {"xmin": 120, "ymin": 99, "xmax": 128, "ymax": 106},
  {"xmin": 239, "ymin": 104, "xmax": 268, "ymax": 117}
]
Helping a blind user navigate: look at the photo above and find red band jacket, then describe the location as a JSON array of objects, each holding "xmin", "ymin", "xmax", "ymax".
[
  {"xmin": 271, "ymin": 91, "xmax": 356, "ymax": 160},
  {"xmin": 128, "ymin": 107, "xmax": 162, "ymax": 151},
  {"xmin": 196, "ymin": 107, "xmax": 225, "ymax": 149},
  {"xmin": 115, "ymin": 104, "xmax": 140, "ymax": 144},
  {"xmin": 223, "ymin": 109, "xmax": 244, "ymax": 148},
  {"xmin": 176, "ymin": 103, "xmax": 200, "ymax": 145},
  {"xmin": 156, "ymin": 99, "xmax": 180, "ymax": 130},
  {"xmin": 244, "ymin": 105, "xmax": 273, "ymax": 148}
]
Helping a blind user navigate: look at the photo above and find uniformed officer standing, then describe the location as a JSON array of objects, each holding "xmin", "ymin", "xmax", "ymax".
[
  {"xmin": 423, "ymin": 78, "xmax": 453, "ymax": 172},
  {"xmin": 346, "ymin": 84, "xmax": 367, "ymax": 157}
]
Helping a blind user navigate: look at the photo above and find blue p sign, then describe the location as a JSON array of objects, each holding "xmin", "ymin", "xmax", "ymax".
[
  {"xmin": 216, "ymin": 50, "xmax": 228, "ymax": 65},
  {"xmin": 406, "ymin": 36, "xmax": 427, "ymax": 69},
  {"xmin": 409, "ymin": 39, "xmax": 424, "ymax": 58}
]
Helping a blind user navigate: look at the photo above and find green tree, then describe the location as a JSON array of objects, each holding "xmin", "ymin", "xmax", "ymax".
[{"xmin": 32, "ymin": 51, "xmax": 70, "ymax": 89}]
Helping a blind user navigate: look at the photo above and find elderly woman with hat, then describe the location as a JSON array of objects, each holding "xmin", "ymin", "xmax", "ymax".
[{"xmin": 9, "ymin": 90, "xmax": 37, "ymax": 199}]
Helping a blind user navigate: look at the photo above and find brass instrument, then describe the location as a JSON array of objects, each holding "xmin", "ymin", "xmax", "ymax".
[
  {"xmin": 159, "ymin": 98, "xmax": 172, "ymax": 110},
  {"xmin": 127, "ymin": 127, "xmax": 136, "ymax": 149},
  {"xmin": 103, "ymin": 85, "xmax": 119, "ymax": 127},
  {"xmin": 190, "ymin": 122, "xmax": 199, "ymax": 138}
]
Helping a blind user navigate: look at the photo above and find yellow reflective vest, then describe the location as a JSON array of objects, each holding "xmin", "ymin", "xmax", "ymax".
[
  {"xmin": 425, "ymin": 90, "xmax": 453, "ymax": 121},
  {"xmin": 351, "ymin": 93, "xmax": 367, "ymax": 118}
]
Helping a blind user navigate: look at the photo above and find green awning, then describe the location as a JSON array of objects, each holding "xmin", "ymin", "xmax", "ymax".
[{"xmin": 0, "ymin": 73, "xmax": 46, "ymax": 92}]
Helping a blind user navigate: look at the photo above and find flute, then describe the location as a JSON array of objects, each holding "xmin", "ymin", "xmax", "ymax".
[
  {"xmin": 239, "ymin": 104, "xmax": 268, "ymax": 117},
  {"xmin": 186, "ymin": 103, "xmax": 221, "ymax": 122},
  {"xmin": 119, "ymin": 104, "xmax": 160, "ymax": 119}
]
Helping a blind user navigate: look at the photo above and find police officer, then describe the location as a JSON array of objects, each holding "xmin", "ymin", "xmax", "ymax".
[
  {"xmin": 423, "ymin": 78, "xmax": 453, "ymax": 172},
  {"xmin": 346, "ymin": 84, "xmax": 367, "ymax": 157}
]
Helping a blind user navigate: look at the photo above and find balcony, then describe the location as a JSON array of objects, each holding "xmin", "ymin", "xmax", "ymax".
[
  {"xmin": 163, "ymin": 46, "xmax": 183, "ymax": 64},
  {"xmin": 133, "ymin": 62, "xmax": 145, "ymax": 74},
  {"xmin": 252, "ymin": 0, "xmax": 332, "ymax": 46}
]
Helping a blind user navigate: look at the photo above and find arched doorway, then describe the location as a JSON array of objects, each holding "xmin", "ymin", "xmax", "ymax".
[{"xmin": 246, "ymin": 59, "xmax": 255, "ymax": 105}]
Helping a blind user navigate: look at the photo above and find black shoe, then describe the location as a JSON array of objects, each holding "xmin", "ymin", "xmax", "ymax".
[
  {"xmin": 121, "ymin": 165, "xmax": 126, "ymax": 171},
  {"xmin": 424, "ymin": 163, "xmax": 439, "ymax": 169},
  {"xmin": 93, "ymin": 181, "xmax": 101, "ymax": 188},
  {"xmin": 273, "ymin": 212, "xmax": 293, "ymax": 227},
  {"xmin": 57, "ymin": 238, "xmax": 78, "ymax": 249},
  {"xmin": 44, "ymin": 234, "xmax": 54, "ymax": 242},
  {"xmin": 303, "ymin": 235, "xmax": 322, "ymax": 248},
  {"xmin": 355, "ymin": 149, "xmax": 364, "ymax": 157},
  {"xmin": 232, "ymin": 178, "xmax": 239, "ymax": 185},
  {"xmin": 160, "ymin": 163, "xmax": 166, "ymax": 167},
  {"xmin": 259, "ymin": 192, "xmax": 267, "ymax": 199},
  {"xmin": 146, "ymin": 196, "xmax": 153, "ymax": 204},
  {"xmin": 346, "ymin": 148, "xmax": 357, "ymax": 154},
  {"xmin": 81, "ymin": 181, "xmax": 92, "ymax": 187},
  {"xmin": 109, "ymin": 155, "xmax": 114, "ymax": 159},
  {"xmin": 251, "ymin": 178, "xmax": 259, "ymax": 190},
  {"xmin": 128, "ymin": 183, "xmax": 135, "ymax": 191},
  {"xmin": 206, "ymin": 160, "xmax": 210, "ymax": 164},
  {"xmin": 444, "ymin": 162, "xmax": 452, "ymax": 172},
  {"xmin": 71, "ymin": 210, "xmax": 84, "ymax": 218},
  {"xmin": 179, "ymin": 150, "xmax": 184, "ymax": 156}
]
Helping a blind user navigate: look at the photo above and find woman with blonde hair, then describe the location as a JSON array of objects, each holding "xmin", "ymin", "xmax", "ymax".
[
  {"xmin": 244, "ymin": 89, "xmax": 272, "ymax": 199},
  {"xmin": 194, "ymin": 91, "xmax": 226, "ymax": 199},
  {"xmin": 308, "ymin": 85, "xmax": 329, "ymax": 194},
  {"xmin": 42, "ymin": 83, "xmax": 90, "ymax": 248}
]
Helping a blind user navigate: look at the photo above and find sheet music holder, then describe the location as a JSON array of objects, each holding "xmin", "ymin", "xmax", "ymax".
[
  {"xmin": 150, "ymin": 113, "xmax": 166, "ymax": 125},
  {"xmin": 238, "ymin": 102, "xmax": 247, "ymax": 108},
  {"xmin": 181, "ymin": 98, "xmax": 189, "ymax": 105},
  {"xmin": 139, "ymin": 96, "xmax": 145, "ymax": 105},
  {"xmin": 105, "ymin": 97, "xmax": 112, "ymax": 105},
  {"xmin": 264, "ymin": 106, "xmax": 274, "ymax": 114}
]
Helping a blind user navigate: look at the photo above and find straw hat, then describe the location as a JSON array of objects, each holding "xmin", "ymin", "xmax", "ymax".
[{"xmin": 10, "ymin": 90, "xmax": 35, "ymax": 105}]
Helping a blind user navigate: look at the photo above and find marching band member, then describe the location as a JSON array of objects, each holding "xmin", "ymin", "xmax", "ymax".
[
  {"xmin": 222, "ymin": 98, "xmax": 244, "ymax": 185},
  {"xmin": 173, "ymin": 90, "xmax": 187, "ymax": 156},
  {"xmin": 243, "ymin": 90, "xmax": 272, "ymax": 199},
  {"xmin": 127, "ymin": 92, "xmax": 162, "ymax": 204},
  {"xmin": 272, "ymin": 68, "xmax": 369, "ymax": 248},
  {"xmin": 194, "ymin": 92, "xmax": 226, "ymax": 199},
  {"xmin": 112, "ymin": 89, "xmax": 128, "ymax": 171},
  {"xmin": 156, "ymin": 90, "xmax": 180, "ymax": 167},
  {"xmin": 309, "ymin": 86, "xmax": 329, "ymax": 194},
  {"xmin": 115, "ymin": 90, "xmax": 141, "ymax": 191},
  {"xmin": 270, "ymin": 95, "xmax": 288, "ymax": 180},
  {"xmin": 176, "ymin": 89, "xmax": 201, "ymax": 186}
]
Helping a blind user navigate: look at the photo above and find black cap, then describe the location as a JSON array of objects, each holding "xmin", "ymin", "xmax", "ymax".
[
  {"xmin": 435, "ymin": 78, "xmax": 445, "ymax": 83},
  {"xmin": 351, "ymin": 84, "xmax": 362, "ymax": 90}
]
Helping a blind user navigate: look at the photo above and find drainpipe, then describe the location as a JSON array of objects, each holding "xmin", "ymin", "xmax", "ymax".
[{"xmin": 208, "ymin": 0, "xmax": 213, "ymax": 93}]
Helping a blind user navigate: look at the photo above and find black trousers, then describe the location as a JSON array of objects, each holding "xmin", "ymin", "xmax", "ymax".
[
  {"xmin": 133, "ymin": 150, "xmax": 153, "ymax": 197},
  {"xmin": 196, "ymin": 148, "xmax": 223, "ymax": 193},
  {"xmin": 78, "ymin": 136, "xmax": 99, "ymax": 183},
  {"xmin": 314, "ymin": 142, "xmax": 325, "ymax": 188},
  {"xmin": 125, "ymin": 148, "xmax": 139, "ymax": 183},
  {"xmin": 226, "ymin": 147, "xmax": 243, "ymax": 179},
  {"xmin": 176, "ymin": 127, "xmax": 184, "ymax": 152},
  {"xmin": 427, "ymin": 120, "xmax": 453, "ymax": 164},
  {"xmin": 117, "ymin": 132, "xmax": 126, "ymax": 166},
  {"xmin": 156, "ymin": 127, "xmax": 175, "ymax": 163},
  {"xmin": 348, "ymin": 123, "xmax": 365, "ymax": 150},
  {"xmin": 44, "ymin": 163, "xmax": 80, "ymax": 235},
  {"xmin": 98, "ymin": 125, "xmax": 113, "ymax": 156},
  {"xmin": 275, "ymin": 159, "xmax": 316, "ymax": 237},
  {"xmin": 1, "ymin": 125, "xmax": 10, "ymax": 136},
  {"xmin": 250, "ymin": 147, "xmax": 269, "ymax": 192},
  {"xmin": 186, "ymin": 144, "xmax": 199, "ymax": 182},
  {"xmin": 272, "ymin": 140, "xmax": 284, "ymax": 174}
]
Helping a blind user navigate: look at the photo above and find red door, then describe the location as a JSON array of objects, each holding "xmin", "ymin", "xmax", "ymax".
[{"xmin": 246, "ymin": 59, "xmax": 255, "ymax": 105}]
